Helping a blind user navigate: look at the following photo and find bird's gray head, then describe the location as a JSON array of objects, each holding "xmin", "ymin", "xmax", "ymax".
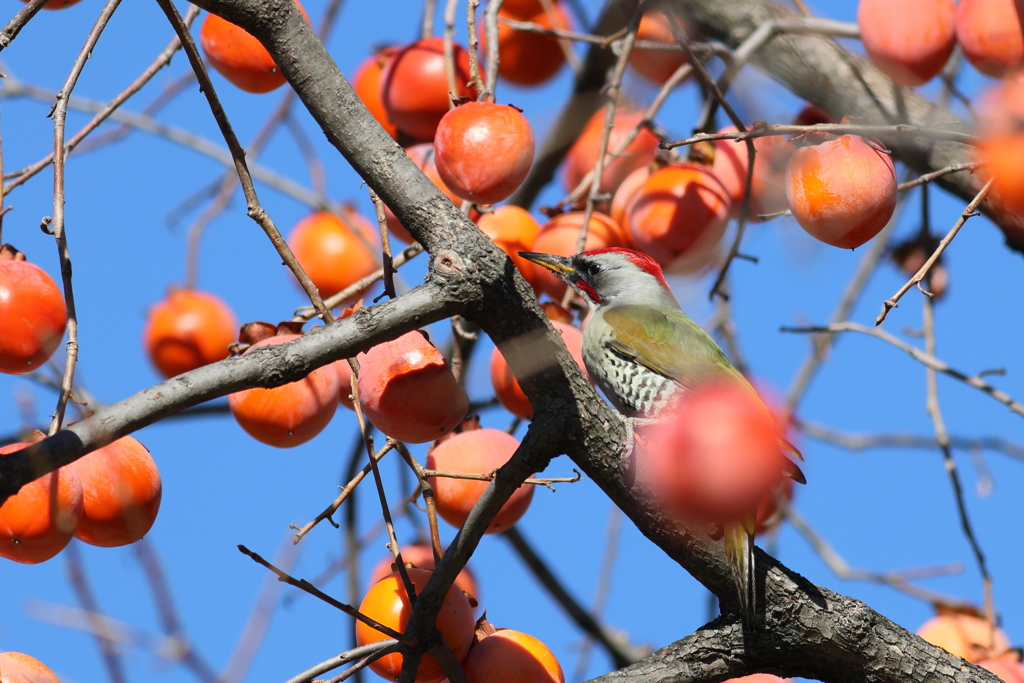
[{"xmin": 520, "ymin": 248, "xmax": 679, "ymax": 309}]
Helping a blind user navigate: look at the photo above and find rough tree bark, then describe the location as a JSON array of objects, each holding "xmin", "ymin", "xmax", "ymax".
[{"xmin": 0, "ymin": 1, "xmax": 1008, "ymax": 682}]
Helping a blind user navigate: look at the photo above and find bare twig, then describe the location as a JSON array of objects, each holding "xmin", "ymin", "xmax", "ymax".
[
  {"xmin": 483, "ymin": 0, "xmax": 504, "ymax": 98},
  {"xmin": 796, "ymin": 420, "xmax": 1024, "ymax": 461},
  {"xmin": 0, "ymin": 0, "xmax": 48, "ymax": 52},
  {"xmin": 48, "ymin": 0, "xmax": 123, "ymax": 434},
  {"xmin": 466, "ymin": 0, "xmax": 485, "ymax": 97},
  {"xmin": 284, "ymin": 641, "xmax": 400, "ymax": 683},
  {"xmin": 502, "ymin": 526, "xmax": 641, "ymax": 669},
  {"xmin": 421, "ymin": 467, "xmax": 581, "ymax": 491},
  {"xmin": 291, "ymin": 441, "xmax": 395, "ymax": 544},
  {"xmin": 237, "ymin": 544, "xmax": 414, "ymax": 645},
  {"xmin": 369, "ymin": 188, "xmax": 397, "ymax": 301},
  {"xmin": 875, "ymin": 178, "xmax": 993, "ymax": 325},
  {"xmin": 662, "ymin": 122, "xmax": 979, "ymax": 151},
  {"xmin": 780, "ymin": 321, "xmax": 1024, "ymax": 419},
  {"xmin": 4, "ymin": 6, "xmax": 199, "ymax": 195},
  {"xmin": 154, "ymin": 0, "xmax": 333, "ymax": 323},
  {"xmin": 897, "ymin": 162, "xmax": 983, "ymax": 193}
]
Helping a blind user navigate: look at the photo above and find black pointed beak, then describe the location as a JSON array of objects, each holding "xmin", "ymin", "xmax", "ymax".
[{"xmin": 518, "ymin": 252, "xmax": 575, "ymax": 279}]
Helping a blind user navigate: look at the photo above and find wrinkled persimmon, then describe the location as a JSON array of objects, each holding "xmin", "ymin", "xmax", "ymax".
[
  {"xmin": 228, "ymin": 333, "xmax": 340, "ymax": 447},
  {"xmin": 785, "ymin": 134, "xmax": 897, "ymax": 249},
  {"xmin": 144, "ymin": 288, "xmax": 238, "ymax": 379},
  {"xmin": 0, "ymin": 439, "xmax": 82, "ymax": 564},
  {"xmin": 69, "ymin": 435, "xmax": 162, "ymax": 548},
  {"xmin": 356, "ymin": 331, "xmax": 469, "ymax": 443},
  {"xmin": 200, "ymin": 1, "xmax": 310, "ymax": 93},
  {"xmin": 380, "ymin": 37, "xmax": 477, "ymax": 141},
  {"xmin": 287, "ymin": 209, "xmax": 379, "ymax": 301},
  {"xmin": 427, "ymin": 428, "xmax": 534, "ymax": 533},
  {"xmin": 434, "ymin": 102, "xmax": 535, "ymax": 205},
  {"xmin": 355, "ymin": 567, "xmax": 475, "ymax": 683},
  {"xmin": 858, "ymin": 0, "xmax": 956, "ymax": 86}
]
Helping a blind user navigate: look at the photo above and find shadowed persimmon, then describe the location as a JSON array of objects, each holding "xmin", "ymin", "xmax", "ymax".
[
  {"xmin": 228, "ymin": 333, "xmax": 340, "ymax": 448},
  {"xmin": 380, "ymin": 37, "xmax": 477, "ymax": 141},
  {"xmin": 367, "ymin": 543, "xmax": 480, "ymax": 601},
  {"xmin": 355, "ymin": 567, "xmax": 475, "ymax": 683},
  {"xmin": 427, "ymin": 428, "xmax": 535, "ymax": 533},
  {"xmin": 287, "ymin": 209, "xmax": 379, "ymax": 301},
  {"xmin": 199, "ymin": 1, "xmax": 310, "ymax": 93},
  {"xmin": 0, "ymin": 438, "xmax": 82, "ymax": 564}
]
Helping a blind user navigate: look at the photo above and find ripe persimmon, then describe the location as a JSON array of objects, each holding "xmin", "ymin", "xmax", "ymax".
[
  {"xmin": 491, "ymin": 321, "xmax": 589, "ymax": 420},
  {"xmin": 498, "ymin": 0, "xmax": 546, "ymax": 18},
  {"xmin": 955, "ymin": 0, "xmax": 1024, "ymax": 78},
  {"xmin": 0, "ymin": 245, "xmax": 67, "ymax": 375},
  {"xmin": 785, "ymin": 134, "xmax": 897, "ymax": 249},
  {"xmin": 0, "ymin": 652, "xmax": 61, "ymax": 683},
  {"xmin": 978, "ymin": 75, "xmax": 1024, "ymax": 216},
  {"xmin": 710, "ymin": 127, "xmax": 793, "ymax": 219},
  {"xmin": 199, "ymin": 1, "xmax": 310, "ymax": 93},
  {"xmin": 69, "ymin": 436, "xmax": 161, "ymax": 548},
  {"xmin": 228, "ymin": 333, "xmax": 340, "ymax": 447},
  {"xmin": 427, "ymin": 428, "xmax": 534, "ymax": 533},
  {"xmin": 463, "ymin": 628, "xmax": 565, "ymax": 683},
  {"xmin": 625, "ymin": 163, "xmax": 731, "ymax": 271},
  {"xmin": 641, "ymin": 382, "xmax": 787, "ymax": 524},
  {"xmin": 476, "ymin": 206, "xmax": 544, "ymax": 293},
  {"xmin": 380, "ymin": 37, "xmax": 477, "ymax": 142},
  {"xmin": 0, "ymin": 438, "xmax": 82, "ymax": 564},
  {"xmin": 287, "ymin": 209, "xmax": 379, "ymax": 301},
  {"xmin": 563, "ymin": 109, "xmax": 660, "ymax": 196},
  {"xmin": 386, "ymin": 144, "xmax": 464, "ymax": 244},
  {"xmin": 610, "ymin": 165, "xmax": 653, "ymax": 230},
  {"xmin": 355, "ymin": 567, "xmax": 475, "ymax": 683},
  {"xmin": 367, "ymin": 544, "xmax": 480, "ymax": 601},
  {"xmin": 629, "ymin": 11, "xmax": 688, "ymax": 85},
  {"xmin": 143, "ymin": 288, "xmax": 238, "ymax": 379},
  {"xmin": 858, "ymin": 0, "xmax": 956, "ymax": 86},
  {"xmin": 917, "ymin": 613, "xmax": 1011, "ymax": 662},
  {"xmin": 356, "ymin": 331, "xmax": 469, "ymax": 443},
  {"xmin": 486, "ymin": 3, "xmax": 571, "ymax": 86},
  {"xmin": 531, "ymin": 211, "xmax": 630, "ymax": 299},
  {"xmin": 434, "ymin": 102, "xmax": 535, "ymax": 205},
  {"xmin": 353, "ymin": 46, "xmax": 400, "ymax": 140}
]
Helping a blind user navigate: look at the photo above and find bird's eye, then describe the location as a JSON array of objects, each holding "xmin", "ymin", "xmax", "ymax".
[{"xmin": 587, "ymin": 263, "xmax": 602, "ymax": 277}]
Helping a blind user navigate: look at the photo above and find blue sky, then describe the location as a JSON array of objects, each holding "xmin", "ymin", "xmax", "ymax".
[{"xmin": 1, "ymin": 1, "xmax": 1022, "ymax": 682}]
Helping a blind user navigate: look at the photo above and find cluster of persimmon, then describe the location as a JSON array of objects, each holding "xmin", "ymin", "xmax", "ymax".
[
  {"xmin": 356, "ymin": 561, "xmax": 563, "ymax": 683},
  {"xmin": 0, "ymin": 431, "xmax": 162, "ymax": 564}
]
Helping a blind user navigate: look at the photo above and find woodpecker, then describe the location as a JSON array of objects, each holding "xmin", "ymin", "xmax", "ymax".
[{"xmin": 520, "ymin": 247, "xmax": 804, "ymax": 626}]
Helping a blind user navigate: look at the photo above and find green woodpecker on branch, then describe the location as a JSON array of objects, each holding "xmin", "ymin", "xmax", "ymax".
[{"xmin": 520, "ymin": 247, "xmax": 804, "ymax": 627}]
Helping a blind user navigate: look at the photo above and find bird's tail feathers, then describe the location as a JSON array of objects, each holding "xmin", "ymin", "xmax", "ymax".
[{"xmin": 724, "ymin": 520, "xmax": 756, "ymax": 628}]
